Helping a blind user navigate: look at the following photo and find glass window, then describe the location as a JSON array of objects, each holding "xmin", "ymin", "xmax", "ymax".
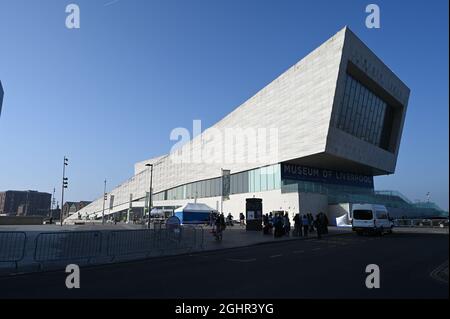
[
  {"xmin": 193, "ymin": 182, "xmax": 198, "ymax": 199},
  {"xmin": 267, "ymin": 165, "xmax": 275, "ymax": 190},
  {"xmin": 204, "ymin": 180, "xmax": 210, "ymax": 197},
  {"xmin": 274, "ymin": 164, "xmax": 281, "ymax": 190},
  {"xmin": 241, "ymin": 171, "xmax": 249, "ymax": 193},
  {"xmin": 353, "ymin": 210, "xmax": 373, "ymax": 220},
  {"xmin": 349, "ymin": 81, "xmax": 361, "ymax": 134},
  {"xmin": 214, "ymin": 178, "xmax": 219, "ymax": 196},
  {"xmin": 230, "ymin": 174, "xmax": 237, "ymax": 194},
  {"xmin": 200, "ymin": 180, "xmax": 206, "ymax": 198},
  {"xmin": 254, "ymin": 168, "xmax": 261, "ymax": 192},
  {"xmin": 359, "ymin": 87, "xmax": 369, "ymax": 139},
  {"xmin": 249, "ymin": 169, "xmax": 255, "ymax": 193},
  {"xmin": 260, "ymin": 167, "xmax": 267, "ymax": 191},
  {"xmin": 344, "ymin": 79, "xmax": 355, "ymax": 131},
  {"xmin": 335, "ymin": 74, "xmax": 393, "ymax": 150},
  {"xmin": 188, "ymin": 183, "xmax": 193, "ymax": 199},
  {"xmin": 376, "ymin": 211, "xmax": 388, "ymax": 219},
  {"xmin": 235, "ymin": 173, "xmax": 242, "ymax": 194}
]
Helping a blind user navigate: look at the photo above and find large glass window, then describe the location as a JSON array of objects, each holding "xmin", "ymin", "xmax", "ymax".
[
  {"xmin": 267, "ymin": 166, "xmax": 275, "ymax": 190},
  {"xmin": 254, "ymin": 168, "xmax": 261, "ymax": 192},
  {"xmin": 336, "ymin": 74, "xmax": 392, "ymax": 150},
  {"xmin": 260, "ymin": 166, "xmax": 267, "ymax": 191},
  {"xmin": 249, "ymin": 170, "xmax": 255, "ymax": 192},
  {"xmin": 155, "ymin": 164, "xmax": 281, "ymax": 202},
  {"xmin": 236, "ymin": 173, "xmax": 243, "ymax": 194},
  {"xmin": 274, "ymin": 165, "xmax": 281, "ymax": 190},
  {"xmin": 216, "ymin": 178, "xmax": 221, "ymax": 196}
]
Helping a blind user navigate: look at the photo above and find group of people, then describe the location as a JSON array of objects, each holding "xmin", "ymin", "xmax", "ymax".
[
  {"xmin": 263, "ymin": 212, "xmax": 292, "ymax": 238},
  {"xmin": 208, "ymin": 212, "xmax": 246, "ymax": 227},
  {"xmin": 208, "ymin": 211, "xmax": 329, "ymax": 240},
  {"xmin": 262, "ymin": 211, "xmax": 329, "ymax": 239},
  {"xmin": 293, "ymin": 212, "xmax": 329, "ymax": 238}
]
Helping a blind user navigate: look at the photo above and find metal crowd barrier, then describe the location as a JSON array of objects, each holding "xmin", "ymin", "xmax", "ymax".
[
  {"xmin": 0, "ymin": 232, "xmax": 27, "ymax": 268},
  {"xmin": 182, "ymin": 225, "xmax": 205, "ymax": 250},
  {"xmin": 34, "ymin": 231, "xmax": 102, "ymax": 262},
  {"xmin": 394, "ymin": 219, "xmax": 449, "ymax": 228},
  {"xmin": 107, "ymin": 229, "xmax": 158, "ymax": 259},
  {"xmin": 1, "ymin": 226, "xmax": 205, "ymax": 273},
  {"xmin": 107, "ymin": 226, "xmax": 205, "ymax": 260}
]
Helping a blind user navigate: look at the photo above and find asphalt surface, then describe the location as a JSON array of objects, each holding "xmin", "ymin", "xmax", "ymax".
[{"xmin": 0, "ymin": 232, "xmax": 448, "ymax": 299}]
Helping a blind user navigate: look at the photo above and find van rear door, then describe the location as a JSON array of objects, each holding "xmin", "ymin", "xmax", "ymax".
[{"xmin": 353, "ymin": 209, "xmax": 374, "ymax": 228}]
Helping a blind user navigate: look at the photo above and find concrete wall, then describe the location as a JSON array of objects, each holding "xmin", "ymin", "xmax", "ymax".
[
  {"xmin": 145, "ymin": 27, "xmax": 343, "ymax": 193},
  {"xmin": 298, "ymin": 192, "xmax": 328, "ymax": 216},
  {"xmin": 327, "ymin": 203, "xmax": 351, "ymax": 226},
  {"xmin": 0, "ymin": 216, "xmax": 44, "ymax": 225}
]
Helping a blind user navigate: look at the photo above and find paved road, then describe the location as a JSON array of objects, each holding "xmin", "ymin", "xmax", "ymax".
[{"xmin": 0, "ymin": 232, "xmax": 447, "ymax": 299}]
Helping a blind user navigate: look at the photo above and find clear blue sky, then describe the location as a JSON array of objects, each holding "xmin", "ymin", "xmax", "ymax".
[{"xmin": 0, "ymin": 0, "xmax": 448, "ymax": 210}]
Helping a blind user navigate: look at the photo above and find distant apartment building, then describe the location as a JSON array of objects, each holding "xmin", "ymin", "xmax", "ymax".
[
  {"xmin": 62, "ymin": 201, "xmax": 92, "ymax": 219},
  {"xmin": 0, "ymin": 190, "xmax": 51, "ymax": 216}
]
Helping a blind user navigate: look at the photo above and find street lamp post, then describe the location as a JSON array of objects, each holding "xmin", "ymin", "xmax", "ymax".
[
  {"xmin": 50, "ymin": 187, "xmax": 55, "ymax": 219},
  {"xmin": 102, "ymin": 179, "xmax": 107, "ymax": 225},
  {"xmin": 60, "ymin": 156, "xmax": 69, "ymax": 226},
  {"xmin": 145, "ymin": 163, "xmax": 153, "ymax": 229}
]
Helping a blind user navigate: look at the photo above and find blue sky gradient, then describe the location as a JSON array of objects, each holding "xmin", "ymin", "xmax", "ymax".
[{"xmin": 0, "ymin": 0, "xmax": 448, "ymax": 210}]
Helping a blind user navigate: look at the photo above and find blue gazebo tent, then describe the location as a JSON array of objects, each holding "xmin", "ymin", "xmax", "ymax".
[{"xmin": 174, "ymin": 203, "xmax": 214, "ymax": 225}]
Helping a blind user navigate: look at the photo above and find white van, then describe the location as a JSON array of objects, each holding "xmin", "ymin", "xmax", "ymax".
[{"xmin": 351, "ymin": 204, "xmax": 393, "ymax": 235}]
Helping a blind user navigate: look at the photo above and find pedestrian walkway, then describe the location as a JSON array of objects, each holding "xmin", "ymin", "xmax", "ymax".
[{"xmin": 201, "ymin": 226, "xmax": 352, "ymax": 252}]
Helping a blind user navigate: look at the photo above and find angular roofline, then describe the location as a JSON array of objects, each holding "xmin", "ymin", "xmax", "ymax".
[{"xmin": 343, "ymin": 26, "xmax": 410, "ymax": 92}]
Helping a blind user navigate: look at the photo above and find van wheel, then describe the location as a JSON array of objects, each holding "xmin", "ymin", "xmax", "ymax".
[
  {"xmin": 379, "ymin": 227, "xmax": 384, "ymax": 236},
  {"xmin": 356, "ymin": 231, "xmax": 363, "ymax": 236}
]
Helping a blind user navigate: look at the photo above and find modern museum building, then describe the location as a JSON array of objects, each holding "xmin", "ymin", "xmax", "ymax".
[{"xmin": 66, "ymin": 27, "xmax": 447, "ymax": 224}]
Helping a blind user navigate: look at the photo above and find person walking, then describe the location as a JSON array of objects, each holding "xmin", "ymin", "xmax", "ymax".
[
  {"xmin": 314, "ymin": 215, "xmax": 322, "ymax": 239},
  {"xmin": 293, "ymin": 213, "xmax": 300, "ymax": 237},
  {"xmin": 263, "ymin": 213, "xmax": 270, "ymax": 235},
  {"xmin": 322, "ymin": 212, "xmax": 329, "ymax": 234},
  {"xmin": 226, "ymin": 213, "xmax": 234, "ymax": 226},
  {"xmin": 268, "ymin": 212, "xmax": 274, "ymax": 232},
  {"xmin": 239, "ymin": 212, "xmax": 245, "ymax": 226},
  {"xmin": 298, "ymin": 213, "xmax": 303, "ymax": 237},
  {"xmin": 283, "ymin": 212, "xmax": 291, "ymax": 237},
  {"xmin": 273, "ymin": 213, "xmax": 278, "ymax": 237},
  {"xmin": 274, "ymin": 213, "xmax": 283, "ymax": 238},
  {"xmin": 209, "ymin": 212, "xmax": 215, "ymax": 227},
  {"xmin": 302, "ymin": 214, "xmax": 309, "ymax": 237},
  {"xmin": 214, "ymin": 213, "xmax": 225, "ymax": 240},
  {"xmin": 308, "ymin": 213, "xmax": 314, "ymax": 232},
  {"xmin": 220, "ymin": 213, "xmax": 226, "ymax": 231}
]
